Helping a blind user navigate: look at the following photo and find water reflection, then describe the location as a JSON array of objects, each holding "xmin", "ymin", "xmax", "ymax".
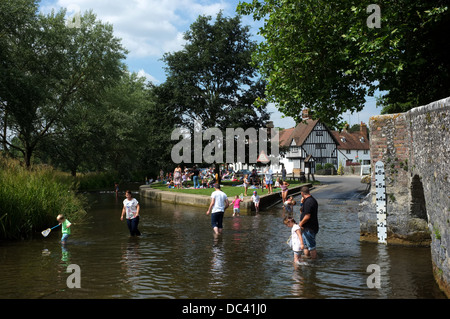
[
  {"xmin": 0, "ymin": 191, "xmax": 446, "ymax": 299},
  {"xmin": 61, "ymin": 245, "xmax": 71, "ymax": 265},
  {"xmin": 120, "ymin": 239, "xmax": 142, "ymax": 285},
  {"xmin": 209, "ymin": 236, "xmax": 225, "ymax": 296}
]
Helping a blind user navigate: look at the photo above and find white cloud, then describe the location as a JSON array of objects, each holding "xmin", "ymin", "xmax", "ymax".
[
  {"xmin": 136, "ymin": 69, "xmax": 159, "ymax": 84},
  {"xmin": 43, "ymin": 0, "xmax": 231, "ymax": 58}
]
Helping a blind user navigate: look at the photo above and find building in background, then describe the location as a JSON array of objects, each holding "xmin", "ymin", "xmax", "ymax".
[
  {"xmin": 274, "ymin": 109, "xmax": 339, "ymax": 174},
  {"xmin": 332, "ymin": 123, "xmax": 371, "ymax": 168}
]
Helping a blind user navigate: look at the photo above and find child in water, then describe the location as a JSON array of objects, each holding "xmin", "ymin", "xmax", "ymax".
[
  {"xmin": 283, "ymin": 196, "xmax": 296, "ymax": 215},
  {"xmin": 251, "ymin": 191, "xmax": 260, "ymax": 213},
  {"xmin": 283, "ymin": 216, "xmax": 304, "ymax": 263},
  {"xmin": 231, "ymin": 195, "xmax": 242, "ymax": 216},
  {"xmin": 57, "ymin": 214, "xmax": 72, "ymax": 245}
]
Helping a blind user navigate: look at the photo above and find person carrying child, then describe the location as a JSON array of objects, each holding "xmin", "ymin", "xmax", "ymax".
[
  {"xmin": 57, "ymin": 214, "xmax": 72, "ymax": 245},
  {"xmin": 231, "ymin": 195, "xmax": 242, "ymax": 217},
  {"xmin": 284, "ymin": 216, "xmax": 304, "ymax": 264}
]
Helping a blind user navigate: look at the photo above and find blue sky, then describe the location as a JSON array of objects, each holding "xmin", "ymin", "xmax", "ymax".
[{"xmin": 39, "ymin": 0, "xmax": 382, "ymax": 129}]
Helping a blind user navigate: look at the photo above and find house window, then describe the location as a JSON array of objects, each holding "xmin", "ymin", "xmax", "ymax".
[
  {"xmin": 364, "ymin": 150, "xmax": 368, "ymax": 154},
  {"xmin": 315, "ymin": 143, "xmax": 326, "ymax": 149},
  {"xmin": 346, "ymin": 150, "xmax": 351, "ymax": 154},
  {"xmin": 316, "ymin": 131, "xmax": 323, "ymax": 136}
]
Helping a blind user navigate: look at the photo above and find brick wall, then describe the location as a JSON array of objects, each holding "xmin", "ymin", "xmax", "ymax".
[{"xmin": 359, "ymin": 96, "xmax": 450, "ymax": 297}]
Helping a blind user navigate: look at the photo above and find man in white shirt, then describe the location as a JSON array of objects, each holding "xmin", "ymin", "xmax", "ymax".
[{"xmin": 206, "ymin": 183, "xmax": 229, "ymax": 235}]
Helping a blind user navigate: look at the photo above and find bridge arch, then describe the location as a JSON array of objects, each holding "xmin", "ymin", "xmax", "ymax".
[{"xmin": 359, "ymin": 96, "xmax": 450, "ymax": 297}]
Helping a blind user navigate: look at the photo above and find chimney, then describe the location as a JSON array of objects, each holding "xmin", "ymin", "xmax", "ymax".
[
  {"xmin": 302, "ymin": 109, "xmax": 310, "ymax": 120},
  {"xmin": 343, "ymin": 123, "xmax": 349, "ymax": 133},
  {"xmin": 360, "ymin": 122, "xmax": 368, "ymax": 137}
]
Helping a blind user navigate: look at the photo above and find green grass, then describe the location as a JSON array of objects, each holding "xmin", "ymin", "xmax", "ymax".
[
  {"xmin": 0, "ymin": 157, "xmax": 88, "ymax": 240},
  {"xmin": 150, "ymin": 179, "xmax": 315, "ymax": 198}
]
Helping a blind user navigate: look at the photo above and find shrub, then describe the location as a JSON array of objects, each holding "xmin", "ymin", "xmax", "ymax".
[{"xmin": 0, "ymin": 158, "xmax": 87, "ymax": 239}]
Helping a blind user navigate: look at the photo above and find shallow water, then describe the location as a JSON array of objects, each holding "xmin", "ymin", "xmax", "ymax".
[{"xmin": 0, "ymin": 186, "xmax": 446, "ymax": 299}]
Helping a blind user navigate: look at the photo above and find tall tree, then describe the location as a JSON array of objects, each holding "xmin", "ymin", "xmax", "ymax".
[
  {"xmin": 0, "ymin": 2, "xmax": 127, "ymax": 166},
  {"xmin": 136, "ymin": 82, "xmax": 181, "ymax": 176},
  {"xmin": 237, "ymin": 0, "xmax": 450, "ymax": 125},
  {"xmin": 161, "ymin": 11, "xmax": 269, "ymax": 132}
]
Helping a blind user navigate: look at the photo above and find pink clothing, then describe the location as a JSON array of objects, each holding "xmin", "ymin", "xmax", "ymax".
[{"xmin": 233, "ymin": 198, "xmax": 242, "ymax": 208}]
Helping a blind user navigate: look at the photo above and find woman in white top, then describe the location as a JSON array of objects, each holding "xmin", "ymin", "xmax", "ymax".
[{"xmin": 121, "ymin": 190, "xmax": 141, "ymax": 236}]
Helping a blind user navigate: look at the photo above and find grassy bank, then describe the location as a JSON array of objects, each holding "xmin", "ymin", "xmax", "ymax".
[{"xmin": 0, "ymin": 158, "xmax": 87, "ymax": 240}]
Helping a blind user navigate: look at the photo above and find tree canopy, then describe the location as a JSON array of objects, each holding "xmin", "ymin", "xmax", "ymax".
[
  {"xmin": 1, "ymin": 2, "xmax": 271, "ymax": 178},
  {"xmin": 237, "ymin": 0, "xmax": 450, "ymax": 126},
  {"xmin": 161, "ymin": 12, "xmax": 269, "ymax": 132},
  {"xmin": 0, "ymin": 0, "xmax": 127, "ymax": 167}
]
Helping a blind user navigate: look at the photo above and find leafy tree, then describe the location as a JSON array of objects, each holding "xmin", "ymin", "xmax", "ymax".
[
  {"xmin": 0, "ymin": 2, "xmax": 127, "ymax": 167},
  {"xmin": 141, "ymin": 83, "xmax": 182, "ymax": 175},
  {"xmin": 161, "ymin": 11, "xmax": 269, "ymax": 132},
  {"xmin": 237, "ymin": 0, "xmax": 450, "ymax": 125},
  {"xmin": 0, "ymin": 0, "xmax": 39, "ymax": 154}
]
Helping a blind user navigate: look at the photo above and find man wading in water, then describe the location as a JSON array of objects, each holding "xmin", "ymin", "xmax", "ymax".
[
  {"xmin": 299, "ymin": 186, "xmax": 319, "ymax": 259},
  {"xmin": 206, "ymin": 183, "xmax": 229, "ymax": 235}
]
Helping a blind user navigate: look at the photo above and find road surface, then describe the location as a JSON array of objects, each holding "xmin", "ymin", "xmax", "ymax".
[{"xmin": 310, "ymin": 175, "xmax": 368, "ymax": 201}]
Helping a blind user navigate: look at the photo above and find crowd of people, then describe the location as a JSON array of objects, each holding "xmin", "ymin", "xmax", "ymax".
[
  {"xmin": 155, "ymin": 165, "xmax": 291, "ymax": 194},
  {"xmin": 57, "ymin": 164, "xmax": 318, "ymax": 269},
  {"xmin": 154, "ymin": 165, "xmax": 319, "ymax": 263},
  {"xmin": 205, "ymin": 180, "xmax": 319, "ymax": 264},
  {"xmin": 157, "ymin": 165, "xmax": 233, "ymax": 189}
]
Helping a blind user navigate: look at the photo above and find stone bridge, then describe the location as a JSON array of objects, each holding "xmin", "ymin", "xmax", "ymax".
[{"xmin": 359, "ymin": 96, "xmax": 450, "ymax": 297}]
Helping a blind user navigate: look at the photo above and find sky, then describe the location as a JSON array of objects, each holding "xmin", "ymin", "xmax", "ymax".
[{"xmin": 39, "ymin": 0, "xmax": 382, "ymax": 129}]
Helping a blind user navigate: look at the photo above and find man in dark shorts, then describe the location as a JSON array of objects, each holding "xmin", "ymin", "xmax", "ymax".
[
  {"xmin": 299, "ymin": 186, "xmax": 319, "ymax": 259},
  {"xmin": 206, "ymin": 183, "xmax": 229, "ymax": 235}
]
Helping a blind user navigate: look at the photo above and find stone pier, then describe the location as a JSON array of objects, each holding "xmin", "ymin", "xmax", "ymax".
[{"xmin": 359, "ymin": 96, "xmax": 450, "ymax": 297}]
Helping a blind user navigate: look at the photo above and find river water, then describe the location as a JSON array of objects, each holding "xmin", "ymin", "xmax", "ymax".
[{"xmin": 0, "ymin": 178, "xmax": 446, "ymax": 299}]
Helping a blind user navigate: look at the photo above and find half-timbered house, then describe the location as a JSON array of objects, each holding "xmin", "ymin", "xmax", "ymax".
[{"xmin": 276, "ymin": 110, "xmax": 339, "ymax": 174}]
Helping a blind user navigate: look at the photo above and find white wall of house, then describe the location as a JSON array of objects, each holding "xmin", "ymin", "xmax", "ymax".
[{"xmin": 337, "ymin": 149, "xmax": 371, "ymax": 166}]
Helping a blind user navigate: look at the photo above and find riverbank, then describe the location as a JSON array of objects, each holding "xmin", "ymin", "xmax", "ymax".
[
  {"xmin": 139, "ymin": 182, "xmax": 313, "ymax": 214},
  {"xmin": 0, "ymin": 158, "xmax": 87, "ymax": 240}
]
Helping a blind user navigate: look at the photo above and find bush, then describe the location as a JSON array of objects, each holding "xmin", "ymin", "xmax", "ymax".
[
  {"xmin": 0, "ymin": 158, "xmax": 87, "ymax": 239},
  {"xmin": 75, "ymin": 171, "xmax": 120, "ymax": 191}
]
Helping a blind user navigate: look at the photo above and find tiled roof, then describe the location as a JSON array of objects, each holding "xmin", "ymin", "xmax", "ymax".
[
  {"xmin": 277, "ymin": 119, "xmax": 320, "ymax": 147},
  {"xmin": 332, "ymin": 130, "xmax": 369, "ymax": 150}
]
